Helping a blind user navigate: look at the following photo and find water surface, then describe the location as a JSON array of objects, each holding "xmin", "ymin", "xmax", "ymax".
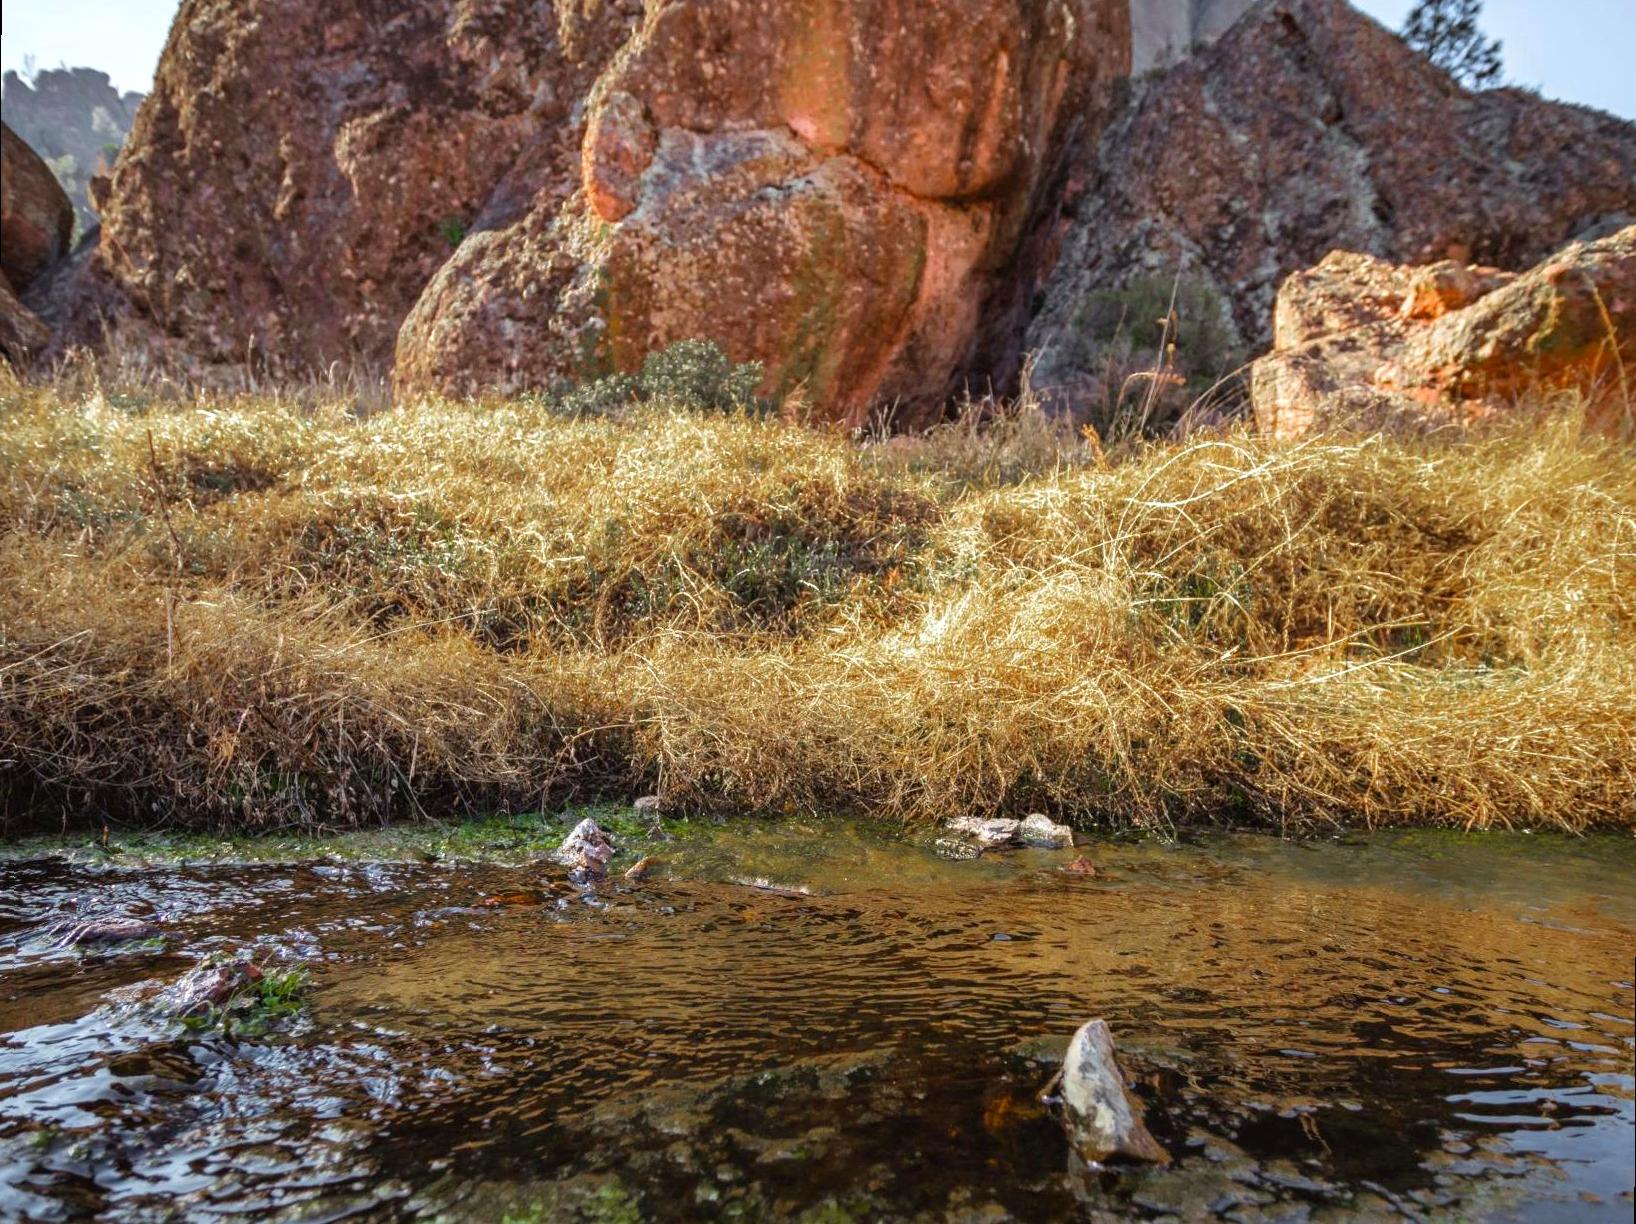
[{"xmin": 1, "ymin": 823, "xmax": 1632, "ymax": 1221}]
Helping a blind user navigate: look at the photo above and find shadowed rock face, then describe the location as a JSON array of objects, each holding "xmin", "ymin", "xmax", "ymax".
[
  {"xmin": 393, "ymin": 0, "xmax": 1132, "ymax": 425},
  {"xmin": 1, "ymin": 122, "xmax": 73, "ymax": 366},
  {"xmin": 2, "ymin": 123, "xmax": 74, "ymax": 293},
  {"xmin": 1250, "ymin": 226, "xmax": 1636, "ymax": 438},
  {"xmin": 64, "ymin": 0, "xmax": 642, "ymax": 376},
  {"xmin": 1028, "ymin": 0, "xmax": 1636, "ymax": 414}
]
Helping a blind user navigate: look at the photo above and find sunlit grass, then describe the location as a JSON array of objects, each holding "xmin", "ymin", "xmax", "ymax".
[{"xmin": 3, "ymin": 378, "xmax": 1632, "ymax": 833}]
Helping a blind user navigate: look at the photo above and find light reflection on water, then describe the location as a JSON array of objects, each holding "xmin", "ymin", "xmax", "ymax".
[{"xmin": 0, "ymin": 826, "xmax": 1631, "ymax": 1221}]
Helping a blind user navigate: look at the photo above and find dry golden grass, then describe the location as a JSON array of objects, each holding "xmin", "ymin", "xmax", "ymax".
[{"xmin": 3, "ymin": 376, "xmax": 1633, "ymax": 833}]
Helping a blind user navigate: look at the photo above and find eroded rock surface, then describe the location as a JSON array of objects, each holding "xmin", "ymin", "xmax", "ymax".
[
  {"xmin": 62, "ymin": 0, "xmax": 641, "ymax": 376},
  {"xmin": 1028, "ymin": 0, "xmax": 1636, "ymax": 414},
  {"xmin": 393, "ymin": 0, "xmax": 1133, "ymax": 424},
  {"xmin": 2, "ymin": 122, "xmax": 73, "ymax": 293},
  {"xmin": 1250, "ymin": 226, "xmax": 1636, "ymax": 437}
]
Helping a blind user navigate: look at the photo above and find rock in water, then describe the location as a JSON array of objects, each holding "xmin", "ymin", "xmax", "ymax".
[
  {"xmin": 52, "ymin": 915, "xmax": 163, "ymax": 949},
  {"xmin": 167, "ymin": 959, "xmax": 263, "ymax": 1017},
  {"xmin": 556, "ymin": 818, "xmax": 616, "ymax": 884},
  {"xmin": 1252, "ymin": 226, "xmax": 1636, "ymax": 438},
  {"xmin": 944, "ymin": 816, "xmax": 1023, "ymax": 850},
  {"xmin": 1052, "ymin": 1019, "xmax": 1169, "ymax": 1166},
  {"xmin": 1019, "ymin": 813, "xmax": 1075, "ymax": 848}
]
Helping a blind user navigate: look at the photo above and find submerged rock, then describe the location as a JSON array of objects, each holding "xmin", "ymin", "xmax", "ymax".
[
  {"xmin": 1019, "ymin": 813, "xmax": 1075, "ymax": 849},
  {"xmin": 557, "ymin": 817, "xmax": 616, "ymax": 885},
  {"xmin": 167, "ymin": 958, "xmax": 262, "ymax": 1017},
  {"xmin": 624, "ymin": 856, "xmax": 660, "ymax": 882},
  {"xmin": 1047, "ymin": 1018, "xmax": 1170, "ymax": 1166},
  {"xmin": 944, "ymin": 816, "xmax": 1023, "ymax": 850},
  {"xmin": 1061, "ymin": 855, "xmax": 1099, "ymax": 877},
  {"xmin": 51, "ymin": 914, "xmax": 163, "ymax": 949}
]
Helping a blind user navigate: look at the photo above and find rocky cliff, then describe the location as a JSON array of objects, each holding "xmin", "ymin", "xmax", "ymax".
[{"xmin": 1026, "ymin": 0, "xmax": 1636, "ymax": 416}]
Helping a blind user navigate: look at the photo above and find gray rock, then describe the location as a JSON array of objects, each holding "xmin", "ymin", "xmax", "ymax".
[
  {"xmin": 944, "ymin": 816, "xmax": 1021, "ymax": 849},
  {"xmin": 556, "ymin": 817, "xmax": 615, "ymax": 883},
  {"xmin": 1019, "ymin": 813, "xmax": 1074, "ymax": 848},
  {"xmin": 1049, "ymin": 1018, "xmax": 1170, "ymax": 1166}
]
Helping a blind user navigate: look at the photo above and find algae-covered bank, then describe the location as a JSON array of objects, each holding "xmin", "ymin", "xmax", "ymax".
[{"xmin": 1, "ymin": 816, "xmax": 1633, "ymax": 1221}]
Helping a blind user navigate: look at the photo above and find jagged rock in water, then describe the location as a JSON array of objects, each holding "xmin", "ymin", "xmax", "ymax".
[
  {"xmin": 393, "ymin": 0, "xmax": 1133, "ymax": 425},
  {"xmin": 1251, "ymin": 226, "xmax": 1636, "ymax": 438},
  {"xmin": 1028, "ymin": 0, "xmax": 1636, "ymax": 418},
  {"xmin": 1049, "ymin": 1018, "xmax": 1170, "ymax": 1166},
  {"xmin": 1018, "ymin": 813, "xmax": 1075, "ymax": 848},
  {"xmin": 944, "ymin": 816, "xmax": 1023, "ymax": 850},
  {"xmin": 557, "ymin": 817, "xmax": 616, "ymax": 884},
  {"xmin": 0, "ymin": 67, "xmax": 145, "ymax": 234},
  {"xmin": 167, "ymin": 958, "xmax": 263, "ymax": 1017}
]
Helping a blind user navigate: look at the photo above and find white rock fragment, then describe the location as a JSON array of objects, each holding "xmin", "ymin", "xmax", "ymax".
[
  {"xmin": 1051, "ymin": 1018, "xmax": 1170, "ymax": 1166},
  {"xmin": 943, "ymin": 816, "xmax": 1021, "ymax": 849}
]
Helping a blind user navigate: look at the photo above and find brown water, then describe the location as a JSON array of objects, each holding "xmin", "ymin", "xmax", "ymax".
[{"xmin": 1, "ymin": 824, "xmax": 1632, "ymax": 1222}]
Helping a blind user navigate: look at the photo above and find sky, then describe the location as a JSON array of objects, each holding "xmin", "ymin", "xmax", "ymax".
[{"xmin": 0, "ymin": 0, "xmax": 1632, "ymax": 116}]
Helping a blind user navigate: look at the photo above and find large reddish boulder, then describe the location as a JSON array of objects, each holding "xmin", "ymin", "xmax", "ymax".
[
  {"xmin": 0, "ymin": 122, "xmax": 71, "ymax": 367},
  {"xmin": 1028, "ymin": 0, "xmax": 1636, "ymax": 410},
  {"xmin": 1250, "ymin": 226, "xmax": 1636, "ymax": 438},
  {"xmin": 1, "ymin": 122, "xmax": 73, "ymax": 293},
  {"xmin": 63, "ymin": 0, "xmax": 642, "ymax": 375},
  {"xmin": 392, "ymin": 0, "xmax": 1132, "ymax": 423}
]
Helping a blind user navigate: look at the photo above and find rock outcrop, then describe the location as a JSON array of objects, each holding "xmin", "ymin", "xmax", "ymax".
[
  {"xmin": 1251, "ymin": 226, "xmax": 1636, "ymax": 438},
  {"xmin": 0, "ymin": 67, "xmax": 145, "ymax": 234},
  {"xmin": 2, "ymin": 122, "xmax": 74, "ymax": 292},
  {"xmin": 393, "ymin": 0, "xmax": 1133, "ymax": 424},
  {"xmin": 1, "ymin": 122, "xmax": 74, "ymax": 366},
  {"xmin": 64, "ymin": 0, "xmax": 642, "ymax": 376},
  {"xmin": 1028, "ymin": 0, "xmax": 1636, "ymax": 415}
]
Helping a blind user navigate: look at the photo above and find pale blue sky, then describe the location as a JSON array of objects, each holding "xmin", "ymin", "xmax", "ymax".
[{"xmin": 1, "ymin": 0, "xmax": 1632, "ymax": 116}]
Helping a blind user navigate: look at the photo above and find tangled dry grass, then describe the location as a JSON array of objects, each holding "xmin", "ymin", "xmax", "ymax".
[{"xmin": 2, "ymin": 373, "xmax": 1633, "ymax": 834}]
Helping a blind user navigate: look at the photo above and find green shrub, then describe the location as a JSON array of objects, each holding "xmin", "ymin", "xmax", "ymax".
[{"xmin": 557, "ymin": 339, "xmax": 769, "ymax": 418}]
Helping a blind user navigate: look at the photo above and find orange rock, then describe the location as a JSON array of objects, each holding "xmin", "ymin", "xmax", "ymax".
[
  {"xmin": 1251, "ymin": 227, "xmax": 1636, "ymax": 439},
  {"xmin": 1, "ymin": 122, "xmax": 72, "ymax": 294}
]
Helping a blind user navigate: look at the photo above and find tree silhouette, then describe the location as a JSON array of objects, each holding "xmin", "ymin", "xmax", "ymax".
[{"xmin": 1402, "ymin": 0, "xmax": 1504, "ymax": 88}]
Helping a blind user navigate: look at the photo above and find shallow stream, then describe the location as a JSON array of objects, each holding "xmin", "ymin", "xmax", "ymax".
[{"xmin": 1, "ymin": 821, "xmax": 1632, "ymax": 1222}]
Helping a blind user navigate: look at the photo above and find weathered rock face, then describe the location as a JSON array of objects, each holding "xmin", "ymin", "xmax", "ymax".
[
  {"xmin": 394, "ymin": 0, "xmax": 1132, "ymax": 423},
  {"xmin": 0, "ymin": 67, "xmax": 145, "ymax": 235},
  {"xmin": 1029, "ymin": 0, "xmax": 1636, "ymax": 413},
  {"xmin": 68, "ymin": 0, "xmax": 641, "ymax": 376},
  {"xmin": 1, "ymin": 122, "xmax": 73, "ymax": 367},
  {"xmin": 2, "ymin": 122, "xmax": 74, "ymax": 293},
  {"xmin": 1250, "ymin": 226, "xmax": 1636, "ymax": 438}
]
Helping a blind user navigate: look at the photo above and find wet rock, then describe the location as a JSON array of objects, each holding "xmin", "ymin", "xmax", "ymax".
[
  {"xmin": 556, "ymin": 817, "xmax": 616, "ymax": 884},
  {"xmin": 167, "ymin": 958, "xmax": 263, "ymax": 1017},
  {"xmin": 1018, "ymin": 813, "xmax": 1075, "ymax": 848},
  {"xmin": 625, "ymin": 856, "xmax": 660, "ymax": 882},
  {"xmin": 480, "ymin": 891, "xmax": 547, "ymax": 908},
  {"xmin": 1061, "ymin": 855, "xmax": 1100, "ymax": 877},
  {"xmin": 51, "ymin": 914, "xmax": 162, "ymax": 948},
  {"xmin": 1251, "ymin": 226, "xmax": 1636, "ymax": 438},
  {"xmin": 944, "ymin": 816, "xmax": 1022, "ymax": 850},
  {"xmin": 632, "ymin": 794, "xmax": 666, "ymax": 816},
  {"xmin": 933, "ymin": 838, "xmax": 984, "ymax": 861},
  {"xmin": 1047, "ymin": 1018, "xmax": 1170, "ymax": 1166}
]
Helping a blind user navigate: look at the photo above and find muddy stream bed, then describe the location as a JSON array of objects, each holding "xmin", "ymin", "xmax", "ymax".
[{"xmin": 1, "ymin": 820, "xmax": 1632, "ymax": 1222}]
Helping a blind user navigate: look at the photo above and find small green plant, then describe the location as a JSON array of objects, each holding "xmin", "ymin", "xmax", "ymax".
[
  {"xmin": 556, "ymin": 339, "xmax": 769, "ymax": 418},
  {"xmin": 437, "ymin": 215, "xmax": 469, "ymax": 250},
  {"xmin": 183, "ymin": 963, "xmax": 310, "ymax": 1037}
]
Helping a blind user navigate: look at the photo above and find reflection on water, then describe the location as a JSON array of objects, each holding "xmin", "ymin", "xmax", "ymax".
[{"xmin": 1, "ymin": 826, "xmax": 1632, "ymax": 1221}]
